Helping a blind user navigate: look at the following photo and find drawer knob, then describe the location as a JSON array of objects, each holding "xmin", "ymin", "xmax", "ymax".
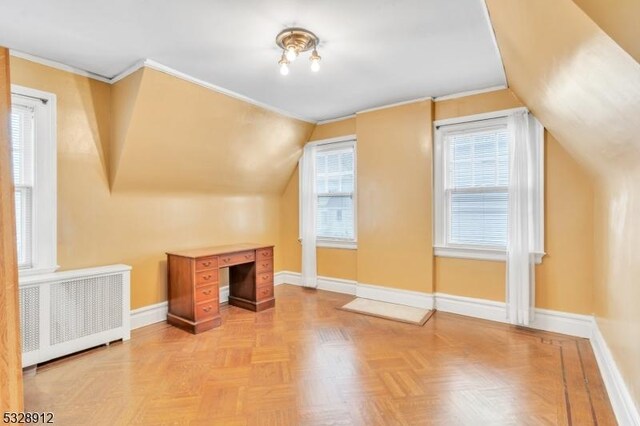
[
  {"xmin": 223, "ymin": 258, "xmax": 230, "ymax": 263},
  {"xmin": 204, "ymin": 275, "xmax": 212, "ymax": 280},
  {"xmin": 245, "ymin": 254, "xmax": 251, "ymax": 259},
  {"xmin": 203, "ymin": 289, "xmax": 212, "ymax": 295},
  {"xmin": 203, "ymin": 306, "xmax": 212, "ymax": 312},
  {"xmin": 202, "ymin": 261, "xmax": 212, "ymax": 267}
]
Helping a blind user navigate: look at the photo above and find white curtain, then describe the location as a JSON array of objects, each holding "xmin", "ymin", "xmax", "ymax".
[
  {"xmin": 506, "ymin": 110, "xmax": 539, "ymax": 326},
  {"xmin": 300, "ymin": 144, "xmax": 318, "ymax": 288}
]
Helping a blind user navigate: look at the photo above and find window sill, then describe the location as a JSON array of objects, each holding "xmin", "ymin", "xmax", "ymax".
[
  {"xmin": 434, "ymin": 246, "xmax": 544, "ymax": 264},
  {"xmin": 19, "ymin": 265, "xmax": 60, "ymax": 277},
  {"xmin": 299, "ymin": 239, "xmax": 357, "ymax": 250},
  {"xmin": 317, "ymin": 240, "xmax": 357, "ymax": 250}
]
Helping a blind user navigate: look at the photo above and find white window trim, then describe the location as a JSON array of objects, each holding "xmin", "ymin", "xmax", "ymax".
[
  {"xmin": 433, "ymin": 107, "xmax": 545, "ymax": 263},
  {"xmin": 11, "ymin": 85, "xmax": 58, "ymax": 276},
  {"xmin": 299, "ymin": 134, "xmax": 357, "ymax": 250}
]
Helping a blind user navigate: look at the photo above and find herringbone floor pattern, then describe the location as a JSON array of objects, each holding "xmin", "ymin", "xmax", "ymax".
[{"xmin": 24, "ymin": 285, "xmax": 616, "ymax": 425}]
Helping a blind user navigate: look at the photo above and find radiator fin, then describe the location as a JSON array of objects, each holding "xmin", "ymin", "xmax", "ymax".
[
  {"xmin": 19, "ymin": 286, "xmax": 40, "ymax": 353},
  {"xmin": 50, "ymin": 274, "xmax": 123, "ymax": 345}
]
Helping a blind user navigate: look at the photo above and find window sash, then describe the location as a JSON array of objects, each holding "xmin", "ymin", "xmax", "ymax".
[
  {"xmin": 442, "ymin": 122, "xmax": 509, "ymax": 249},
  {"xmin": 14, "ymin": 185, "xmax": 33, "ymax": 268},
  {"xmin": 11, "ymin": 85, "xmax": 57, "ymax": 276},
  {"xmin": 445, "ymin": 187, "xmax": 508, "ymax": 249},
  {"xmin": 11, "ymin": 100, "xmax": 36, "ymax": 269},
  {"xmin": 299, "ymin": 137, "xmax": 357, "ymax": 247},
  {"xmin": 316, "ymin": 145, "xmax": 355, "ymax": 241},
  {"xmin": 317, "ymin": 194, "xmax": 355, "ymax": 241}
]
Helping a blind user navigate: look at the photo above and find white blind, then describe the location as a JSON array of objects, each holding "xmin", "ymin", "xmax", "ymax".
[
  {"xmin": 315, "ymin": 145, "xmax": 355, "ymax": 240},
  {"xmin": 446, "ymin": 125, "xmax": 509, "ymax": 247},
  {"xmin": 11, "ymin": 101, "xmax": 35, "ymax": 268}
]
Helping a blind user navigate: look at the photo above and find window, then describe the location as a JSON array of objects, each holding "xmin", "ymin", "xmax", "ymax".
[
  {"xmin": 434, "ymin": 110, "xmax": 544, "ymax": 262},
  {"xmin": 300, "ymin": 137, "xmax": 357, "ymax": 249},
  {"xmin": 11, "ymin": 86, "xmax": 57, "ymax": 275}
]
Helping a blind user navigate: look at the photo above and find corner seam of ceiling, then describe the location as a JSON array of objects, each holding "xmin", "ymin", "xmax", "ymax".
[{"xmin": 481, "ymin": 0, "xmax": 509, "ymax": 87}]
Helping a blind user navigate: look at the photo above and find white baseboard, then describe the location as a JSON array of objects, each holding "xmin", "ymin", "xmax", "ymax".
[
  {"xmin": 130, "ymin": 301, "xmax": 168, "ymax": 330},
  {"xmin": 130, "ymin": 286, "xmax": 231, "ymax": 330},
  {"xmin": 275, "ymin": 271, "xmax": 431, "ymax": 308},
  {"xmin": 357, "ymin": 282, "xmax": 434, "ymax": 309},
  {"xmin": 275, "ymin": 271, "xmax": 301, "ymax": 286},
  {"xmin": 591, "ymin": 322, "xmax": 640, "ymax": 426},
  {"xmin": 434, "ymin": 293, "xmax": 594, "ymax": 338},
  {"xmin": 319, "ymin": 276, "xmax": 357, "ymax": 295},
  {"xmin": 275, "ymin": 271, "xmax": 357, "ymax": 295},
  {"xmin": 435, "ymin": 292, "xmax": 507, "ymax": 323},
  {"xmin": 530, "ymin": 308, "xmax": 593, "ymax": 339}
]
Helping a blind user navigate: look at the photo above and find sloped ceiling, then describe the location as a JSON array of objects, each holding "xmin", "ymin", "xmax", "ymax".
[
  {"xmin": 572, "ymin": 0, "xmax": 640, "ymax": 63},
  {"xmin": 110, "ymin": 68, "xmax": 314, "ymax": 193},
  {"xmin": 485, "ymin": 0, "xmax": 640, "ymax": 179}
]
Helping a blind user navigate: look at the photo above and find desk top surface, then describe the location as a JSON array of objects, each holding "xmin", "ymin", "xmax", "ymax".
[{"xmin": 166, "ymin": 243, "xmax": 273, "ymax": 259}]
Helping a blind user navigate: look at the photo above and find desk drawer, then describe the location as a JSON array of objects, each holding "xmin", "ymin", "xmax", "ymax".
[
  {"xmin": 219, "ymin": 250, "xmax": 255, "ymax": 267},
  {"xmin": 256, "ymin": 247, "xmax": 273, "ymax": 260},
  {"xmin": 195, "ymin": 284, "xmax": 218, "ymax": 303},
  {"xmin": 196, "ymin": 270, "xmax": 219, "ymax": 286},
  {"xmin": 256, "ymin": 259, "xmax": 273, "ymax": 273},
  {"xmin": 195, "ymin": 300, "xmax": 218, "ymax": 320},
  {"xmin": 256, "ymin": 272, "xmax": 273, "ymax": 287},
  {"xmin": 196, "ymin": 256, "xmax": 218, "ymax": 271},
  {"xmin": 257, "ymin": 285, "xmax": 274, "ymax": 301}
]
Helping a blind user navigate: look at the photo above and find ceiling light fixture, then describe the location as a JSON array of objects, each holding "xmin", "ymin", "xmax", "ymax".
[{"xmin": 276, "ymin": 27, "xmax": 321, "ymax": 75}]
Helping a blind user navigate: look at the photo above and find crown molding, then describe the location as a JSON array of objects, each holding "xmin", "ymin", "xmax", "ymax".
[
  {"xmin": 10, "ymin": 51, "xmax": 507, "ymax": 125},
  {"xmin": 433, "ymin": 85, "xmax": 508, "ymax": 102},
  {"xmin": 316, "ymin": 114, "xmax": 357, "ymax": 125},
  {"xmin": 481, "ymin": 0, "xmax": 508, "ymax": 87},
  {"xmin": 356, "ymin": 96, "xmax": 433, "ymax": 115},
  {"xmin": 11, "ymin": 51, "xmax": 316, "ymax": 124},
  {"xmin": 9, "ymin": 50, "xmax": 112, "ymax": 83},
  {"xmin": 112, "ymin": 59, "xmax": 316, "ymax": 123},
  {"xmin": 108, "ymin": 59, "xmax": 146, "ymax": 84}
]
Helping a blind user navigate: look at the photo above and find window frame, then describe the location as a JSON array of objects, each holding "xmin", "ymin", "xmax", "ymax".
[
  {"xmin": 11, "ymin": 85, "xmax": 58, "ymax": 276},
  {"xmin": 433, "ymin": 108, "xmax": 544, "ymax": 263},
  {"xmin": 299, "ymin": 134, "xmax": 357, "ymax": 250}
]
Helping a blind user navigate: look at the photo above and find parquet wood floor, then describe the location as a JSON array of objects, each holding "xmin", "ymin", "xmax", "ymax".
[{"xmin": 24, "ymin": 285, "xmax": 616, "ymax": 425}]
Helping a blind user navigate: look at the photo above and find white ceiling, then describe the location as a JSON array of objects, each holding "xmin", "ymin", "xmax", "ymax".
[{"xmin": 0, "ymin": 0, "xmax": 506, "ymax": 121}]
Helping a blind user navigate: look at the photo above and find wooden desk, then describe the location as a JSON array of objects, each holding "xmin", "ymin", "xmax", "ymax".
[{"xmin": 166, "ymin": 243, "xmax": 275, "ymax": 334}]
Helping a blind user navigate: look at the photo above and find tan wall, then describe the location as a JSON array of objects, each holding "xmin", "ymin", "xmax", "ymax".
[
  {"xmin": 487, "ymin": 0, "xmax": 640, "ymax": 410},
  {"xmin": 10, "ymin": 57, "xmax": 311, "ymax": 309},
  {"xmin": 356, "ymin": 101, "xmax": 434, "ymax": 292},
  {"xmin": 280, "ymin": 89, "xmax": 595, "ymax": 311},
  {"xmin": 280, "ymin": 105, "xmax": 434, "ymax": 293},
  {"xmin": 593, "ymin": 177, "xmax": 640, "ymax": 412},
  {"xmin": 279, "ymin": 168, "xmax": 302, "ymax": 274},
  {"xmin": 113, "ymin": 68, "xmax": 312, "ymax": 194}
]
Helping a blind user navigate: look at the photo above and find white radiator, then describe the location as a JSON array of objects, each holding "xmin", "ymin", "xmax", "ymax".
[{"xmin": 19, "ymin": 264, "xmax": 131, "ymax": 367}]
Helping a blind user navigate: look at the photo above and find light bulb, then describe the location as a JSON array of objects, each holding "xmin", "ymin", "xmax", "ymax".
[
  {"xmin": 310, "ymin": 58, "xmax": 320, "ymax": 72},
  {"xmin": 279, "ymin": 62, "xmax": 289, "ymax": 76},
  {"xmin": 285, "ymin": 46, "xmax": 298, "ymax": 62},
  {"xmin": 309, "ymin": 49, "xmax": 321, "ymax": 72},
  {"xmin": 278, "ymin": 53, "xmax": 290, "ymax": 76}
]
